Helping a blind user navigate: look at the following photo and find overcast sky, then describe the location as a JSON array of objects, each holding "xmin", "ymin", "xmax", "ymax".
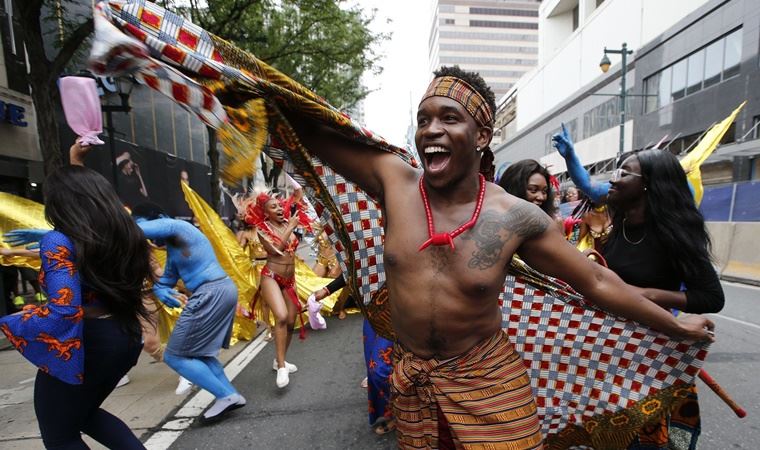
[{"xmin": 357, "ymin": 0, "xmax": 434, "ymax": 146}]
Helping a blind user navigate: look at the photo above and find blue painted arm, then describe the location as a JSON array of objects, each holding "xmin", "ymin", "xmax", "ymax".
[
  {"xmin": 551, "ymin": 124, "xmax": 610, "ymax": 202},
  {"xmin": 153, "ymin": 256, "xmax": 182, "ymax": 308},
  {"xmin": 136, "ymin": 218, "xmax": 178, "ymax": 241},
  {"xmin": 4, "ymin": 229, "xmax": 48, "ymax": 249}
]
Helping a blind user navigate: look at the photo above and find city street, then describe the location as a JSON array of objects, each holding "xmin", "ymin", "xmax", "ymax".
[{"xmin": 1, "ymin": 281, "xmax": 757, "ymax": 449}]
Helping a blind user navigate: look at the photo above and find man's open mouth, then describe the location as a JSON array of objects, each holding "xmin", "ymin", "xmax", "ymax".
[{"xmin": 424, "ymin": 146, "xmax": 452, "ymax": 173}]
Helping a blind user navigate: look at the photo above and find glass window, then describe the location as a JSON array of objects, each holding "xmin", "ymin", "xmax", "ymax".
[
  {"xmin": 671, "ymin": 59, "xmax": 687, "ymax": 100},
  {"xmin": 658, "ymin": 67, "xmax": 672, "ymax": 108},
  {"xmin": 703, "ymin": 39, "xmax": 723, "ymax": 88},
  {"xmin": 174, "ymin": 105, "xmax": 191, "ymax": 161},
  {"xmin": 153, "ymin": 94, "xmax": 175, "ymax": 155},
  {"xmin": 643, "ymin": 73, "xmax": 659, "ymax": 113},
  {"xmin": 723, "ymin": 29, "xmax": 742, "ymax": 78},
  {"xmin": 132, "ymin": 87, "xmax": 156, "ymax": 150},
  {"xmin": 686, "ymin": 49, "xmax": 704, "ymax": 95},
  {"xmin": 572, "ymin": 6, "xmax": 579, "ymax": 31}
]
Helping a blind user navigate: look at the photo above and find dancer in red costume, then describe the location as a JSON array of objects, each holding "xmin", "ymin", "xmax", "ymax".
[{"xmin": 247, "ymin": 187, "xmax": 308, "ymax": 388}]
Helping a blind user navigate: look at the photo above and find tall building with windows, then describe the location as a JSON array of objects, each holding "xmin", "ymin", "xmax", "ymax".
[
  {"xmin": 428, "ymin": 0, "xmax": 541, "ymax": 144},
  {"xmin": 492, "ymin": 0, "xmax": 760, "ymax": 191}
]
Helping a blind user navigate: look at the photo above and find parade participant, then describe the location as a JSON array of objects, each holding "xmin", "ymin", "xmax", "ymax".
[
  {"xmin": 235, "ymin": 197, "xmax": 273, "ymax": 341},
  {"xmin": 130, "ymin": 202, "xmax": 245, "ymax": 423},
  {"xmin": 553, "ymin": 130, "xmax": 725, "ymax": 449},
  {"xmin": 1, "ymin": 142, "xmax": 149, "ymax": 449},
  {"xmin": 498, "ymin": 159, "xmax": 557, "ymax": 217},
  {"xmin": 246, "ymin": 188, "xmax": 304, "ymax": 388},
  {"xmin": 285, "ymin": 65, "xmax": 714, "ymax": 449},
  {"xmin": 563, "ymin": 186, "xmax": 579, "ymax": 203}
]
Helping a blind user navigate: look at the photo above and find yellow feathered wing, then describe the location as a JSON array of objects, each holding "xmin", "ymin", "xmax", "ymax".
[
  {"xmin": 0, "ymin": 193, "xmax": 51, "ymax": 270},
  {"xmin": 680, "ymin": 101, "xmax": 746, "ymax": 206}
]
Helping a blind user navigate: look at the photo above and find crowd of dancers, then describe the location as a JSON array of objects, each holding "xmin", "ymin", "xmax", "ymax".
[{"xmin": 0, "ymin": 9, "xmax": 726, "ymax": 446}]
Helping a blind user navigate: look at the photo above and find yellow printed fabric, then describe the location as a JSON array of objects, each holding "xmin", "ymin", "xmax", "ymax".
[
  {"xmin": 679, "ymin": 101, "xmax": 745, "ymax": 206},
  {"xmin": 0, "ymin": 193, "xmax": 51, "ymax": 270}
]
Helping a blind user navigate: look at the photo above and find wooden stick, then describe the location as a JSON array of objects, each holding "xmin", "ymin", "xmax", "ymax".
[{"xmin": 698, "ymin": 369, "xmax": 747, "ymax": 418}]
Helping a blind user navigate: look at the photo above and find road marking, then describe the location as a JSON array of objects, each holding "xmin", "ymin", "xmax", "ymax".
[
  {"xmin": 143, "ymin": 331, "xmax": 269, "ymax": 450},
  {"xmin": 722, "ymin": 280, "xmax": 760, "ymax": 291},
  {"xmin": 18, "ymin": 377, "xmax": 35, "ymax": 385},
  {"xmin": 710, "ymin": 313, "xmax": 760, "ymax": 331}
]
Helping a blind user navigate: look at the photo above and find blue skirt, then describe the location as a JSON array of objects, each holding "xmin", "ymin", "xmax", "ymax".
[{"xmin": 165, "ymin": 277, "xmax": 237, "ymax": 358}]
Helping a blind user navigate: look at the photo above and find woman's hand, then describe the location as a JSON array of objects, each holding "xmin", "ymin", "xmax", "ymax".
[
  {"xmin": 70, "ymin": 141, "xmax": 93, "ymax": 166},
  {"xmin": 675, "ymin": 315, "xmax": 715, "ymax": 343},
  {"xmin": 288, "ymin": 213, "xmax": 299, "ymax": 229},
  {"xmin": 312, "ymin": 287, "xmax": 329, "ymax": 301}
]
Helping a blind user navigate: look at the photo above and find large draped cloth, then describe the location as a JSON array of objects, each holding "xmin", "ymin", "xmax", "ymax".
[{"xmin": 90, "ymin": 2, "xmax": 710, "ymax": 447}]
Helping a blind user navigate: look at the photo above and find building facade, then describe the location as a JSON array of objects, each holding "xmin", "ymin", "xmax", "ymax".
[
  {"xmin": 428, "ymin": 0, "xmax": 541, "ymax": 145},
  {"xmin": 0, "ymin": 0, "xmax": 214, "ymax": 217},
  {"xmin": 490, "ymin": 0, "xmax": 756, "ymax": 182}
]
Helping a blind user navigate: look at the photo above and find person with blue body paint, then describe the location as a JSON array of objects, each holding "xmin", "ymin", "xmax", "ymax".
[{"xmin": 130, "ymin": 203, "xmax": 245, "ymax": 424}]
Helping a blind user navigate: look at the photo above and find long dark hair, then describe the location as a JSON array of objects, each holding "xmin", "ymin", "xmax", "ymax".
[
  {"xmin": 609, "ymin": 149, "xmax": 712, "ymax": 279},
  {"xmin": 498, "ymin": 159, "xmax": 557, "ymax": 216},
  {"xmin": 44, "ymin": 166, "xmax": 152, "ymax": 335}
]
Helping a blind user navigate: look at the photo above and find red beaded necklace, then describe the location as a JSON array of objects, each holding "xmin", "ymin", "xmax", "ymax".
[{"xmin": 418, "ymin": 174, "xmax": 486, "ymax": 251}]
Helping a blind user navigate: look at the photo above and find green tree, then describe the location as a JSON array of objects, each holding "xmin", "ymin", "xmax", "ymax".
[
  {"xmin": 173, "ymin": 0, "xmax": 386, "ymax": 110},
  {"xmin": 15, "ymin": 0, "xmax": 93, "ymax": 174}
]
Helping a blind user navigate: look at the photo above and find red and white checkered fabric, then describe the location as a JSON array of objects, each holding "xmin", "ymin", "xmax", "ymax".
[
  {"xmin": 90, "ymin": 2, "xmax": 710, "ymax": 440},
  {"xmin": 502, "ymin": 262, "xmax": 708, "ymax": 438}
]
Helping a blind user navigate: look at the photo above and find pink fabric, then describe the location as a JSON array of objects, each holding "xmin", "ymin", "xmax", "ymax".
[
  {"xmin": 59, "ymin": 77, "xmax": 105, "ymax": 146},
  {"xmin": 307, "ymin": 294, "xmax": 327, "ymax": 330}
]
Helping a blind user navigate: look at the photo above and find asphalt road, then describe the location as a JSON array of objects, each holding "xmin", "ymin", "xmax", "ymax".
[
  {"xmin": 167, "ymin": 281, "xmax": 760, "ymax": 449},
  {"xmin": 170, "ymin": 313, "xmax": 395, "ymax": 449},
  {"xmin": 699, "ymin": 282, "xmax": 760, "ymax": 448}
]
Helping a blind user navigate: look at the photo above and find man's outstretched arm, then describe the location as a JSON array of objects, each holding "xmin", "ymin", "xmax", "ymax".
[
  {"xmin": 283, "ymin": 112, "xmax": 416, "ymax": 200},
  {"xmin": 515, "ymin": 205, "xmax": 714, "ymax": 342}
]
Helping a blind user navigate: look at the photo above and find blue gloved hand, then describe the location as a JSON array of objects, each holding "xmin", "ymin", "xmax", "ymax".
[
  {"xmin": 551, "ymin": 123, "xmax": 575, "ymax": 158},
  {"xmin": 152, "ymin": 284, "xmax": 183, "ymax": 308},
  {"xmin": 4, "ymin": 229, "xmax": 48, "ymax": 247},
  {"xmin": 550, "ymin": 123, "xmax": 610, "ymax": 202}
]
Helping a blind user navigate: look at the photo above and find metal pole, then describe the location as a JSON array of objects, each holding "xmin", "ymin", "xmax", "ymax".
[
  {"xmin": 105, "ymin": 109, "xmax": 119, "ymax": 193},
  {"xmin": 618, "ymin": 43, "xmax": 627, "ymax": 157}
]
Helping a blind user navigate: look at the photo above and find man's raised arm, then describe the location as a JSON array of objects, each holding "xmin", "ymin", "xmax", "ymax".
[
  {"xmin": 514, "ymin": 205, "xmax": 714, "ymax": 342},
  {"xmin": 284, "ymin": 113, "xmax": 415, "ymax": 200}
]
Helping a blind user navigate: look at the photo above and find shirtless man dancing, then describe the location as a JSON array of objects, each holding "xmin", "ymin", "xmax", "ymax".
[{"xmin": 287, "ymin": 66, "xmax": 714, "ymax": 449}]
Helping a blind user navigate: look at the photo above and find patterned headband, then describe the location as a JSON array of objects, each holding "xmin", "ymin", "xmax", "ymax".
[{"xmin": 420, "ymin": 76, "xmax": 494, "ymax": 127}]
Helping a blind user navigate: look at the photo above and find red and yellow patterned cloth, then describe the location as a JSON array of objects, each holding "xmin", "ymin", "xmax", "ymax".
[{"xmin": 90, "ymin": 2, "xmax": 711, "ymax": 447}]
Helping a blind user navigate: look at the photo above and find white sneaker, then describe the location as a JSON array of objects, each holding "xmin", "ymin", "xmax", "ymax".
[
  {"xmin": 116, "ymin": 374, "xmax": 130, "ymax": 388},
  {"xmin": 175, "ymin": 376, "xmax": 193, "ymax": 395},
  {"xmin": 276, "ymin": 367, "xmax": 289, "ymax": 388},
  {"xmin": 272, "ymin": 359, "xmax": 298, "ymax": 373}
]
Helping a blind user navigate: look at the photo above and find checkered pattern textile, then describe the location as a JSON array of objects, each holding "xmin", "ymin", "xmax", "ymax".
[
  {"xmin": 90, "ymin": 2, "xmax": 710, "ymax": 444},
  {"xmin": 90, "ymin": 1, "xmax": 227, "ymax": 126},
  {"xmin": 503, "ymin": 259, "xmax": 708, "ymax": 440}
]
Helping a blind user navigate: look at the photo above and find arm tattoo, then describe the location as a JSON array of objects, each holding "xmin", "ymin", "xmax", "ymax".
[{"xmin": 463, "ymin": 204, "xmax": 550, "ymax": 270}]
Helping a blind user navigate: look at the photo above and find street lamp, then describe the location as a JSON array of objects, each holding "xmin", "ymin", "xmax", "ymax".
[
  {"xmin": 100, "ymin": 76, "xmax": 135, "ymax": 192},
  {"xmin": 599, "ymin": 43, "xmax": 633, "ymax": 156}
]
